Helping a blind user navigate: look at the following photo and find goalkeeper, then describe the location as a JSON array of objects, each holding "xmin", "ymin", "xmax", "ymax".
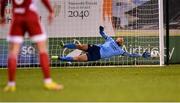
[{"xmin": 52, "ymin": 26, "xmax": 150, "ymax": 62}]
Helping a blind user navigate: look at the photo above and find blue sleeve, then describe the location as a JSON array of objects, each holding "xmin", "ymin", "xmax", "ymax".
[
  {"xmin": 122, "ymin": 52, "xmax": 142, "ymax": 58},
  {"xmin": 99, "ymin": 30, "xmax": 109, "ymax": 40}
]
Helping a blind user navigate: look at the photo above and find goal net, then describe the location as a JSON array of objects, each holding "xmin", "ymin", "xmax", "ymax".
[{"xmin": 0, "ymin": 0, "xmax": 164, "ymax": 68}]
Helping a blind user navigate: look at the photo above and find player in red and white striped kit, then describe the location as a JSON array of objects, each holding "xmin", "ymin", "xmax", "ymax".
[{"xmin": 0, "ymin": 0, "xmax": 63, "ymax": 92}]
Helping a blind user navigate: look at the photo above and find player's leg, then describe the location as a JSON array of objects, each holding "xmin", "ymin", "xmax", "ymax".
[
  {"xmin": 4, "ymin": 18, "xmax": 24, "ymax": 92},
  {"xmin": 28, "ymin": 16, "xmax": 52, "ymax": 83},
  {"xmin": 36, "ymin": 41, "xmax": 51, "ymax": 79},
  {"xmin": 28, "ymin": 16, "xmax": 63, "ymax": 90},
  {"xmin": 35, "ymin": 41, "xmax": 63, "ymax": 90},
  {"xmin": 4, "ymin": 42, "xmax": 21, "ymax": 92}
]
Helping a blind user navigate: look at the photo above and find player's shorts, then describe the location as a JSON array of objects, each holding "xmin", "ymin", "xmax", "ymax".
[
  {"xmin": 86, "ymin": 45, "xmax": 101, "ymax": 61},
  {"xmin": 7, "ymin": 11, "xmax": 47, "ymax": 44}
]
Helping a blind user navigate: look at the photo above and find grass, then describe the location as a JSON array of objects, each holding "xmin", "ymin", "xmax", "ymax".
[{"xmin": 0, "ymin": 65, "xmax": 180, "ymax": 102}]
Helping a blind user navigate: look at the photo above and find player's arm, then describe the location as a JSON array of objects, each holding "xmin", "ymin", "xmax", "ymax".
[
  {"xmin": 99, "ymin": 26, "xmax": 109, "ymax": 40},
  {"xmin": 122, "ymin": 51, "xmax": 150, "ymax": 58},
  {"xmin": 41, "ymin": 0, "xmax": 54, "ymax": 24},
  {"xmin": 41, "ymin": 0, "xmax": 53, "ymax": 13},
  {"xmin": 0, "ymin": 0, "xmax": 6, "ymax": 24}
]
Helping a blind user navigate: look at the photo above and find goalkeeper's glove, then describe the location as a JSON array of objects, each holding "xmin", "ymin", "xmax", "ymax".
[
  {"xmin": 99, "ymin": 26, "xmax": 104, "ymax": 32},
  {"xmin": 142, "ymin": 51, "xmax": 151, "ymax": 58}
]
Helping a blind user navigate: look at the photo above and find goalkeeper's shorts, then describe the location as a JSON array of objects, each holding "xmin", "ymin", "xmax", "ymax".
[{"xmin": 86, "ymin": 45, "xmax": 101, "ymax": 61}]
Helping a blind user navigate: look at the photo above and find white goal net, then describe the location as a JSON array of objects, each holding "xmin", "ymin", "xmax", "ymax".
[{"xmin": 0, "ymin": 0, "xmax": 164, "ymax": 68}]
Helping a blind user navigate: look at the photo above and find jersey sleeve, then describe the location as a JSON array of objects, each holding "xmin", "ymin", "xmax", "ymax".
[
  {"xmin": 99, "ymin": 30, "xmax": 111, "ymax": 40},
  {"xmin": 122, "ymin": 52, "xmax": 142, "ymax": 58},
  {"xmin": 41, "ymin": 0, "xmax": 53, "ymax": 13}
]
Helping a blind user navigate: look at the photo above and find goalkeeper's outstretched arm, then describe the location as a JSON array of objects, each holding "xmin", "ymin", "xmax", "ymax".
[{"xmin": 122, "ymin": 51, "xmax": 151, "ymax": 58}]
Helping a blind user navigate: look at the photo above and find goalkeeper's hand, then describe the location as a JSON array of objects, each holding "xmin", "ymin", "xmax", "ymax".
[{"xmin": 142, "ymin": 51, "xmax": 151, "ymax": 58}]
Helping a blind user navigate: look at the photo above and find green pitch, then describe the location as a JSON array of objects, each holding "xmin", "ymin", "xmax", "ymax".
[{"xmin": 0, "ymin": 65, "xmax": 180, "ymax": 102}]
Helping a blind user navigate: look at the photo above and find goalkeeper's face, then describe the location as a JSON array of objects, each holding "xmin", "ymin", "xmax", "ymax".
[{"xmin": 116, "ymin": 37, "xmax": 124, "ymax": 46}]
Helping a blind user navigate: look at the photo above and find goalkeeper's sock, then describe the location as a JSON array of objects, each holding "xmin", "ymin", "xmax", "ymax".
[
  {"xmin": 64, "ymin": 44, "xmax": 76, "ymax": 49},
  {"xmin": 60, "ymin": 56, "xmax": 74, "ymax": 62}
]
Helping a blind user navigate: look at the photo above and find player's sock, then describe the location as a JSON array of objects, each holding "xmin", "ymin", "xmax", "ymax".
[
  {"xmin": 64, "ymin": 44, "xmax": 76, "ymax": 49},
  {"xmin": 8, "ymin": 81, "xmax": 16, "ymax": 86},
  {"xmin": 39, "ymin": 52, "xmax": 51, "ymax": 78},
  {"xmin": 8, "ymin": 54, "xmax": 17, "ymax": 82},
  {"xmin": 59, "ymin": 56, "xmax": 74, "ymax": 62},
  {"xmin": 44, "ymin": 78, "xmax": 52, "ymax": 84}
]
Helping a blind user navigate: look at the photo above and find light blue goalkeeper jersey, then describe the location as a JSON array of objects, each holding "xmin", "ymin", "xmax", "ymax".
[{"xmin": 99, "ymin": 32, "xmax": 125, "ymax": 59}]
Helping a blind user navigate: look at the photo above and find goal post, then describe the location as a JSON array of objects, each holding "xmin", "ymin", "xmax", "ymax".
[
  {"xmin": 0, "ymin": 0, "xmax": 165, "ymax": 68},
  {"xmin": 158, "ymin": 0, "xmax": 165, "ymax": 66}
]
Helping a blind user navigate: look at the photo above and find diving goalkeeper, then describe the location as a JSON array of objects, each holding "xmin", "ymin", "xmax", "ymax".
[{"xmin": 52, "ymin": 26, "xmax": 150, "ymax": 62}]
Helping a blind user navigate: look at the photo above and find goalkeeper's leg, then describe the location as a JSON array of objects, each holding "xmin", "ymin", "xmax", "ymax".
[
  {"xmin": 57, "ymin": 54, "xmax": 88, "ymax": 62},
  {"xmin": 60, "ymin": 41, "xmax": 89, "ymax": 51},
  {"xmin": 51, "ymin": 56, "xmax": 74, "ymax": 61},
  {"xmin": 51, "ymin": 54, "xmax": 88, "ymax": 62}
]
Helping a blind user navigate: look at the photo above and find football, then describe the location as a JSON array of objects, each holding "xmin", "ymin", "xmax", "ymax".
[{"xmin": 151, "ymin": 50, "xmax": 159, "ymax": 58}]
